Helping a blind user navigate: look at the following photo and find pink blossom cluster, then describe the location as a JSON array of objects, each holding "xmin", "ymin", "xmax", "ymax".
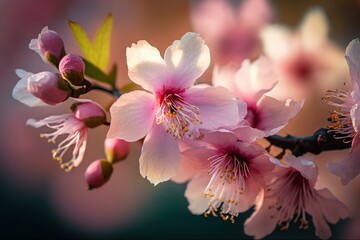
[{"xmin": 13, "ymin": 1, "xmax": 360, "ymax": 239}]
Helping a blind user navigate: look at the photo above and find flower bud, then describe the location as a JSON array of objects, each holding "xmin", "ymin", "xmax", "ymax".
[
  {"xmin": 71, "ymin": 101, "xmax": 106, "ymax": 128},
  {"xmin": 59, "ymin": 54, "xmax": 85, "ymax": 86},
  {"xmin": 105, "ymin": 138, "xmax": 130, "ymax": 164},
  {"xmin": 85, "ymin": 159, "xmax": 113, "ymax": 190},
  {"xmin": 29, "ymin": 27, "xmax": 65, "ymax": 66},
  {"xmin": 27, "ymin": 71, "xmax": 71, "ymax": 105}
]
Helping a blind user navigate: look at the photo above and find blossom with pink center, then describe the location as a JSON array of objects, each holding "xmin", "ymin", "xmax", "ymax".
[
  {"xmin": 325, "ymin": 39, "xmax": 360, "ymax": 184},
  {"xmin": 107, "ymin": 32, "xmax": 239, "ymax": 185},
  {"xmin": 12, "ymin": 69, "xmax": 71, "ymax": 107},
  {"xmin": 244, "ymin": 155, "xmax": 349, "ymax": 239},
  {"xmin": 173, "ymin": 130, "xmax": 276, "ymax": 222},
  {"xmin": 191, "ymin": 0, "xmax": 273, "ymax": 65},
  {"xmin": 213, "ymin": 56, "xmax": 303, "ymax": 140},
  {"xmin": 29, "ymin": 26, "xmax": 66, "ymax": 66},
  {"xmin": 26, "ymin": 100, "xmax": 106, "ymax": 171},
  {"xmin": 261, "ymin": 7, "xmax": 347, "ymax": 100}
]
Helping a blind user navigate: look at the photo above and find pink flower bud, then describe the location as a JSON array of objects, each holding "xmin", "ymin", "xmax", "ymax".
[
  {"xmin": 71, "ymin": 101, "xmax": 106, "ymax": 128},
  {"xmin": 29, "ymin": 27, "xmax": 65, "ymax": 66},
  {"xmin": 59, "ymin": 54, "xmax": 85, "ymax": 86},
  {"xmin": 85, "ymin": 159, "xmax": 113, "ymax": 190},
  {"xmin": 105, "ymin": 138, "xmax": 130, "ymax": 164},
  {"xmin": 27, "ymin": 71, "xmax": 71, "ymax": 105}
]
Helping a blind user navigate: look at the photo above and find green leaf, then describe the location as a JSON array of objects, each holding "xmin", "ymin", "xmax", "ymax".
[
  {"xmin": 108, "ymin": 64, "xmax": 117, "ymax": 87},
  {"xmin": 68, "ymin": 13, "xmax": 113, "ymax": 72},
  {"xmin": 82, "ymin": 58, "xmax": 109, "ymax": 84}
]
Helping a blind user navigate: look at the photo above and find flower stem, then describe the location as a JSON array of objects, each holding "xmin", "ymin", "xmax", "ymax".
[{"xmin": 265, "ymin": 128, "xmax": 352, "ymax": 157}]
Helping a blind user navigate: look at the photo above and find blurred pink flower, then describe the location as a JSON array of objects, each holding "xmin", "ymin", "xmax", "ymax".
[
  {"xmin": 173, "ymin": 130, "xmax": 276, "ymax": 223},
  {"xmin": 107, "ymin": 32, "xmax": 239, "ymax": 185},
  {"xmin": 191, "ymin": 0, "xmax": 273, "ymax": 65},
  {"xmin": 27, "ymin": 100, "xmax": 106, "ymax": 171},
  {"xmin": 213, "ymin": 56, "xmax": 303, "ymax": 140},
  {"xmin": 245, "ymin": 155, "xmax": 349, "ymax": 239},
  {"xmin": 325, "ymin": 39, "xmax": 360, "ymax": 184},
  {"xmin": 261, "ymin": 7, "xmax": 347, "ymax": 100}
]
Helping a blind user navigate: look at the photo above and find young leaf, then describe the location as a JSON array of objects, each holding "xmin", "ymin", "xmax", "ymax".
[{"xmin": 68, "ymin": 13, "xmax": 113, "ymax": 72}]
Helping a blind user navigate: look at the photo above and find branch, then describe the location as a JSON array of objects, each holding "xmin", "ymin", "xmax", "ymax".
[{"xmin": 266, "ymin": 128, "xmax": 352, "ymax": 157}]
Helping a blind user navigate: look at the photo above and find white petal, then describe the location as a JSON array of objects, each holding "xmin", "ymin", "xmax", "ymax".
[
  {"xmin": 351, "ymin": 104, "xmax": 360, "ymax": 133},
  {"xmin": 164, "ymin": 32, "xmax": 210, "ymax": 89},
  {"xmin": 107, "ymin": 90, "xmax": 155, "ymax": 142},
  {"xmin": 139, "ymin": 123, "xmax": 180, "ymax": 185},
  {"xmin": 260, "ymin": 25, "xmax": 292, "ymax": 61},
  {"xmin": 185, "ymin": 173, "xmax": 211, "ymax": 215},
  {"xmin": 126, "ymin": 40, "xmax": 167, "ymax": 92},
  {"xmin": 299, "ymin": 7, "xmax": 328, "ymax": 51},
  {"xmin": 345, "ymin": 38, "xmax": 360, "ymax": 91},
  {"xmin": 12, "ymin": 71, "xmax": 48, "ymax": 107}
]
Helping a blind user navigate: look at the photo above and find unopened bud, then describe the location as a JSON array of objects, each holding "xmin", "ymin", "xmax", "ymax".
[
  {"xmin": 85, "ymin": 159, "xmax": 113, "ymax": 190},
  {"xmin": 27, "ymin": 71, "xmax": 71, "ymax": 105},
  {"xmin": 59, "ymin": 54, "xmax": 85, "ymax": 86},
  {"xmin": 105, "ymin": 138, "xmax": 130, "ymax": 164},
  {"xmin": 29, "ymin": 27, "xmax": 65, "ymax": 66},
  {"xmin": 71, "ymin": 101, "xmax": 106, "ymax": 128}
]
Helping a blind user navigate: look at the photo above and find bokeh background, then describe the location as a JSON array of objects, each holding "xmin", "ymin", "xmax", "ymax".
[{"xmin": 1, "ymin": 0, "xmax": 360, "ymax": 239}]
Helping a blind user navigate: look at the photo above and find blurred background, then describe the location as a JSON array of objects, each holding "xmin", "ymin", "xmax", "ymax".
[{"xmin": 0, "ymin": 0, "xmax": 360, "ymax": 239}]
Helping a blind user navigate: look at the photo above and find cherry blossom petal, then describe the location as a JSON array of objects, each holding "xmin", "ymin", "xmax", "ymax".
[
  {"xmin": 234, "ymin": 57, "xmax": 278, "ymax": 104},
  {"xmin": 107, "ymin": 90, "xmax": 155, "ymax": 142},
  {"xmin": 12, "ymin": 69, "xmax": 48, "ymax": 107},
  {"xmin": 328, "ymin": 142, "xmax": 360, "ymax": 185},
  {"xmin": 286, "ymin": 155, "xmax": 317, "ymax": 185},
  {"xmin": 126, "ymin": 40, "xmax": 167, "ymax": 92},
  {"xmin": 351, "ymin": 104, "xmax": 360, "ymax": 133},
  {"xmin": 185, "ymin": 173, "xmax": 211, "ymax": 215},
  {"xmin": 190, "ymin": 0, "xmax": 233, "ymax": 45},
  {"xmin": 139, "ymin": 123, "xmax": 180, "ymax": 185},
  {"xmin": 256, "ymin": 96, "xmax": 303, "ymax": 136},
  {"xmin": 317, "ymin": 189, "xmax": 349, "ymax": 224},
  {"xmin": 201, "ymin": 130, "xmax": 239, "ymax": 150},
  {"xmin": 244, "ymin": 191, "xmax": 277, "ymax": 239},
  {"xmin": 164, "ymin": 32, "xmax": 210, "ymax": 89},
  {"xmin": 237, "ymin": 0, "xmax": 273, "ymax": 29},
  {"xmin": 184, "ymin": 86, "xmax": 239, "ymax": 130},
  {"xmin": 233, "ymin": 123, "xmax": 265, "ymax": 142},
  {"xmin": 237, "ymin": 178, "xmax": 262, "ymax": 212},
  {"xmin": 300, "ymin": 7, "xmax": 328, "ymax": 51},
  {"xmin": 345, "ymin": 38, "xmax": 360, "ymax": 91},
  {"xmin": 212, "ymin": 65, "xmax": 238, "ymax": 95},
  {"xmin": 172, "ymin": 147, "xmax": 217, "ymax": 183},
  {"xmin": 260, "ymin": 25, "xmax": 292, "ymax": 61}
]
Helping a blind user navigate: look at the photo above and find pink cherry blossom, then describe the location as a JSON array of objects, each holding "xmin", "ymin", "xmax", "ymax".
[
  {"xmin": 12, "ymin": 69, "xmax": 71, "ymax": 107},
  {"xmin": 261, "ymin": 7, "xmax": 347, "ymax": 100},
  {"xmin": 213, "ymin": 56, "xmax": 303, "ymax": 140},
  {"xmin": 107, "ymin": 32, "xmax": 239, "ymax": 185},
  {"xmin": 85, "ymin": 159, "xmax": 113, "ymax": 190},
  {"xmin": 59, "ymin": 54, "xmax": 85, "ymax": 86},
  {"xmin": 26, "ymin": 100, "xmax": 106, "ymax": 171},
  {"xmin": 191, "ymin": 0, "xmax": 273, "ymax": 65},
  {"xmin": 325, "ymin": 38, "xmax": 360, "ymax": 184},
  {"xmin": 173, "ymin": 130, "xmax": 276, "ymax": 223},
  {"xmin": 245, "ymin": 155, "xmax": 349, "ymax": 239},
  {"xmin": 29, "ymin": 26, "xmax": 65, "ymax": 65}
]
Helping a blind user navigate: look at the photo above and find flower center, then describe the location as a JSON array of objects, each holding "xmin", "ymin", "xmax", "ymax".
[
  {"xmin": 155, "ymin": 92, "xmax": 201, "ymax": 139},
  {"xmin": 322, "ymin": 87, "xmax": 356, "ymax": 142},
  {"xmin": 203, "ymin": 152, "xmax": 252, "ymax": 223},
  {"xmin": 268, "ymin": 169, "xmax": 311, "ymax": 231}
]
